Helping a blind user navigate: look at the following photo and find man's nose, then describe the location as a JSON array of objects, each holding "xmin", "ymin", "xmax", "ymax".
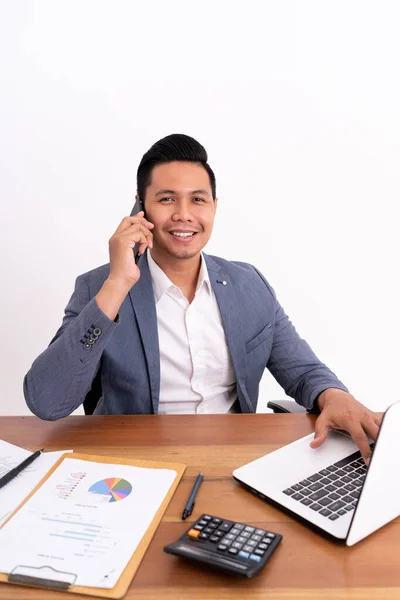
[{"xmin": 171, "ymin": 202, "xmax": 194, "ymax": 220}]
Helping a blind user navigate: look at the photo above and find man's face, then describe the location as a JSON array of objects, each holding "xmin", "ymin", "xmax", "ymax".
[{"xmin": 143, "ymin": 161, "xmax": 217, "ymax": 261}]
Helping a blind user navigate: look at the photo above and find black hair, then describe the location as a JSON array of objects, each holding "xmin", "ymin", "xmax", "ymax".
[{"xmin": 136, "ymin": 133, "xmax": 216, "ymax": 202}]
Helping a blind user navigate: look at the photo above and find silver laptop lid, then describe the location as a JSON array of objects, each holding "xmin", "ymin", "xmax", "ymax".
[{"xmin": 346, "ymin": 400, "xmax": 400, "ymax": 546}]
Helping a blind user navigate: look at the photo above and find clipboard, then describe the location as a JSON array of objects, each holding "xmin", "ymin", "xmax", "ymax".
[{"xmin": 0, "ymin": 452, "xmax": 186, "ymax": 598}]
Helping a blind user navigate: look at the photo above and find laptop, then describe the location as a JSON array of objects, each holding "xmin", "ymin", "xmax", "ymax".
[{"xmin": 233, "ymin": 400, "xmax": 400, "ymax": 545}]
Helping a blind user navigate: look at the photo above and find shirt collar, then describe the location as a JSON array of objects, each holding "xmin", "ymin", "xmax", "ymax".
[{"xmin": 146, "ymin": 249, "xmax": 213, "ymax": 303}]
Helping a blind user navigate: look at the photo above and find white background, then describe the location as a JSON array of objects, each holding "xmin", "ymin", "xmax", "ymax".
[{"xmin": 0, "ymin": 1, "xmax": 398, "ymax": 416}]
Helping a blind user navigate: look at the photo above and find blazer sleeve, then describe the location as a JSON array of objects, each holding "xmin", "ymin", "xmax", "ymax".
[
  {"xmin": 23, "ymin": 274, "xmax": 119, "ymax": 420},
  {"xmin": 252, "ymin": 267, "xmax": 349, "ymax": 410}
]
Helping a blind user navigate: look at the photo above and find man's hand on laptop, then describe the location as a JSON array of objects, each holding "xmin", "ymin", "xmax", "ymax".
[{"xmin": 309, "ymin": 389, "xmax": 384, "ymax": 465}]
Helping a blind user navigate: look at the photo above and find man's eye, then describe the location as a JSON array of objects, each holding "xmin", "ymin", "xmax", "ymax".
[
  {"xmin": 193, "ymin": 197, "xmax": 205, "ymax": 203},
  {"xmin": 160, "ymin": 197, "xmax": 174, "ymax": 203}
]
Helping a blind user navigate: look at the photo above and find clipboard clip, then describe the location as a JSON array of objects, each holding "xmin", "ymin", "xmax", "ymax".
[{"xmin": 8, "ymin": 565, "xmax": 77, "ymax": 590}]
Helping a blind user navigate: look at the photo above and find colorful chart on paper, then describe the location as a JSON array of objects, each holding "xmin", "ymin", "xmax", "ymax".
[{"xmin": 88, "ymin": 478, "xmax": 132, "ymax": 502}]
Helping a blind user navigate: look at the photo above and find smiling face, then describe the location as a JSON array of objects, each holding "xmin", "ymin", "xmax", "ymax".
[{"xmin": 142, "ymin": 161, "xmax": 217, "ymax": 262}]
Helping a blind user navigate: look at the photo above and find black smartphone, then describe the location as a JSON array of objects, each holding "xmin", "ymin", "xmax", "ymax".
[{"xmin": 130, "ymin": 198, "xmax": 145, "ymax": 263}]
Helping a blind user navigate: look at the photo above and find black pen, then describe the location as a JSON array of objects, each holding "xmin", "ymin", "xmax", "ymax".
[
  {"xmin": 0, "ymin": 448, "xmax": 44, "ymax": 490},
  {"xmin": 182, "ymin": 471, "xmax": 204, "ymax": 520}
]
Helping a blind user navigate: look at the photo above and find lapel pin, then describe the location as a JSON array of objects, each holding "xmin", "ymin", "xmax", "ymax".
[{"xmin": 216, "ymin": 280, "xmax": 227, "ymax": 285}]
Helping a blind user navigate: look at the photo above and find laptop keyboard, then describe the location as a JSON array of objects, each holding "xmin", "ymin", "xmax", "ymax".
[{"xmin": 282, "ymin": 444, "xmax": 374, "ymax": 522}]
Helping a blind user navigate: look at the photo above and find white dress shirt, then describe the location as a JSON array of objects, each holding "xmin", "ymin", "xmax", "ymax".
[{"xmin": 147, "ymin": 250, "xmax": 237, "ymax": 414}]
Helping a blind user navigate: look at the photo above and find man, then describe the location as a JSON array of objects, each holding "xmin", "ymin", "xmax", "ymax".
[{"xmin": 24, "ymin": 134, "xmax": 382, "ymax": 463}]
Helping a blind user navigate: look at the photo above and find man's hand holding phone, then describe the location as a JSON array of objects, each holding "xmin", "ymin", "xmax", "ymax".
[
  {"xmin": 95, "ymin": 212, "xmax": 154, "ymax": 321},
  {"xmin": 108, "ymin": 211, "xmax": 154, "ymax": 287}
]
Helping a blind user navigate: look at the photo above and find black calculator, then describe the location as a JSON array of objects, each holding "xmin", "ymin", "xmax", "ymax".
[{"xmin": 164, "ymin": 514, "xmax": 282, "ymax": 578}]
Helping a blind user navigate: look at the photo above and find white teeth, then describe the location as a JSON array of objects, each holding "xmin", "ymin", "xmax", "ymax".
[{"xmin": 171, "ymin": 232, "xmax": 195, "ymax": 238}]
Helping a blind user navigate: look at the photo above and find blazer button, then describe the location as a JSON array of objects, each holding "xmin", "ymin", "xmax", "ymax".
[
  {"xmin": 89, "ymin": 333, "xmax": 98, "ymax": 341},
  {"xmin": 84, "ymin": 342, "xmax": 92, "ymax": 350},
  {"xmin": 93, "ymin": 328, "xmax": 102, "ymax": 336}
]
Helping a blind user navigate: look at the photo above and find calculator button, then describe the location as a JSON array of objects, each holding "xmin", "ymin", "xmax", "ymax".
[
  {"xmin": 238, "ymin": 551, "xmax": 250, "ymax": 559},
  {"xmin": 194, "ymin": 524, "xmax": 204, "ymax": 530},
  {"xmin": 203, "ymin": 515, "xmax": 212, "ymax": 521},
  {"xmin": 249, "ymin": 554, "xmax": 261, "ymax": 562},
  {"xmin": 198, "ymin": 520, "xmax": 208, "ymax": 526},
  {"xmin": 244, "ymin": 526, "xmax": 255, "ymax": 533},
  {"xmin": 212, "ymin": 518, "xmax": 222, "ymax": 524},
  {"xmin": 254, "ymin": 549, "xmax": 265, "ymax": 556},
  {"xmin": 224, "ymin": 533, "xmax": 236, "ymax": 541},
  {"xmin": 241, "ymin": 531, "xmax": 251, "ymax": 539},
  {"xmin": 255, "ymin": 529, "xmax": 265, "ymax": 536},
  {"xmin": 219, "ymin": 522, "xmax": 233, "ymax": 532},
  {"xmin": 228, "ymin": 547, "xmax": 239, "ymax": 555},
  {"xmin": 243, "ymin": 545, "xmax": 253, "ymax": 553},
  {"xmin": 258, "ymin": 543, "xmax": 268, "ymax": 550},
  {"xmin": 247, "ymin": 540, "xmax": 257, "ymax": 547},
  {"xmin": 232, "ymin": 542, "xmax": 243, "ymax": 550},
  {"xmin": 188, "ymin": 529, "xmax": 200, "ymax": 538},
  {"xmin": 237, "ymin": 536, "xmax": 247, "ymax": 544},
  {"xmin": 221, "ymin": 538, "xmax": 232, "ymax": 546},
  {"xmin": 214, "ymin": 531, "xmax": 224, "ymax": 538},
  {"xmin": 208, "ymin": 522, "xmax": 217, "ymax": 529},
  {"xmin": 209, "ymin": 535, "xmax": 219, "ymax": 543},
  {"xmin": 234, "ymin": 523, "xmax": 245, "ymax": 530},
  {"xmin": 199, "ymin": 533, "xmax": 208, "ymax": 539},
  {"xmin": 261, "ymin": 538, "xmax": 272, "ymax": 544},
  {"xmin": 231, "ymin": 528, "xmax": 241, "ymax": 536},
  {"xmin": 266, "ymin": 533, "xmax": 276, "ymax": 539},
  {"xmin": 204, "ymin": 527, "xmax": 213, "ymax": 534},
  {"xmin": 251, "ymin": 534, "xmax": 262, "ymax": 542},
  {"xmin": 217, "ymin": 544, "xmax": 228, "ymax": 551}
]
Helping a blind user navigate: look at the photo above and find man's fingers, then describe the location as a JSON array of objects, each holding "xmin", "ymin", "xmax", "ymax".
[
  {"xmin": 137, "ymin": 243, "xmax": 148, "ymax": 256},
  {"xmin": 114, "ymin": 214, "xmax": 154, "ymax": 235},
  {"xmin": 114, "ymin": 214, "xmax": 144, "ymax": 235},
  {"xmin": 347, "ymin": 424, "xmax": 371, "ymax": 464},
  {"xmin": 140, "ymin": 217, "xmax": 154, "ymax": 229},
  {"xmin": 373, "ymin": 412, "xmax": 384, "ymax": 428},
  {"xmin": 137, "ymin": 225, "xmax": 153, "ymax": 249},
  {"xmin": 309, "ymin": 416, "xmax": 330, "ymax": 449},
  {"xmin": 362, "ymin": 417, "xmax": 380, "ymax": 443},
  {"xmin": 119, "ymin": 224, "xmax": 153, "ymax": 248}
]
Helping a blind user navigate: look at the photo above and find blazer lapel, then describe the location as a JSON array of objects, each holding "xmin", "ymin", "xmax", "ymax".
[
  {"xmin": 205, "ymin": 254, "xmax": 252, "ymax": 411},
  {"xmin": 128, "ymin": 254, "xmax": 160, "ymax": 414}
]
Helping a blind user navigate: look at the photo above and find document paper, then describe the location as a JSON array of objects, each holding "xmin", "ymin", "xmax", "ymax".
[
  {"xmin": 0, "ymin": 440, "xmax": 71, "ymax": 526},
  {"xmin": 0, "ymin": 457, "xmax": 177, "ymax": 588}
]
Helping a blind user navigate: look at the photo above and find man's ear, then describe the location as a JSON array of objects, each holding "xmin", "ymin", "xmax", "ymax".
[{"xmin": 214, "ymin": 197, "xmax": 218, "ymax": 212}]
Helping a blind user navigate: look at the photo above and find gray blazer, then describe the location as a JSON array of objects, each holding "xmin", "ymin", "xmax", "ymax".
[{"xmin": 24, "ymin": 253, "xmax": 348, "ymax": 420}]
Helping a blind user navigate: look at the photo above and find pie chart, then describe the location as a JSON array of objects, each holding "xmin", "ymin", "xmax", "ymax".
[{"xmin": 88, "ymin": 478, "xmax": 132, "ymax": 502}]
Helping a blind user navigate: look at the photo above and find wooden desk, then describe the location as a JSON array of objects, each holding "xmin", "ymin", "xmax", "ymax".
[{"xmin": 0, "ymin": 414, "xmax": 398, "ymax": 599}]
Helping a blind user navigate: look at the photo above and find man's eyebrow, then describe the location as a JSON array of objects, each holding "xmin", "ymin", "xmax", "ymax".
[
  {"xmin": 191, "ymin": 189, "xmax": 210, "ymax": 196},
  {"xmin": 154, "ymin": 189, "xmax": 210, "ymax": 196},
  {"xmin": 155, "ymin": 189, "xmax": 176, "ymax": 196}
]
